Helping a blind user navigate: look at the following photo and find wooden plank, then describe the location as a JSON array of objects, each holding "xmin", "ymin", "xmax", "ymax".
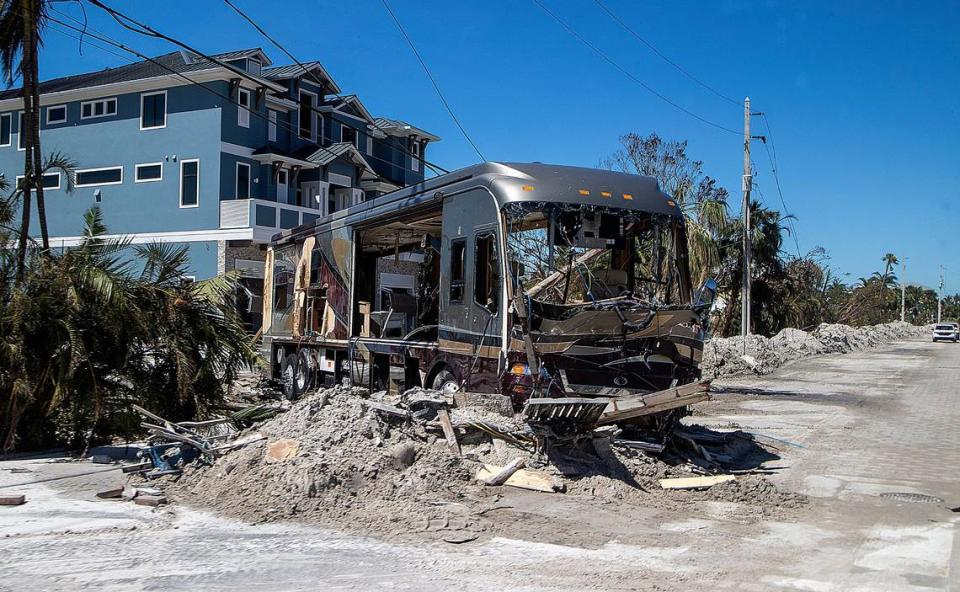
[
  {"xmin": 598, "ymin": 381, "xmax": 711, "ymax": 424},
  {"xmin": 482, "ymin": 458, "xmax": 525, "ymax": 486},
  {"xmin": 658, "ymin": 475, "xmax": 735, "ymax": 490},
  {"xmin": 364, "ymin": 400, "xmax": 410, "ymax": 419},
  {"xmin": 476, "ymin": 464, "xmax": 559, "ymax": 493},
  {"xmin": 437, "ymin": 408, "xmax": 461, "ymax": 456}
]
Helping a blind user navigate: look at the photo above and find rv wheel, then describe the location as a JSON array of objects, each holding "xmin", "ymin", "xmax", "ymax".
[
  {"xmin": 280, "ymin": 354, "xmax": 304, "ymax": 400},
  {"xmin": 297, "ymin": 349, "xmax": 316, "ymax": 393},
  {"xmin": 431, "ymin": 368, "xmax": 460, "ymax": 394}
]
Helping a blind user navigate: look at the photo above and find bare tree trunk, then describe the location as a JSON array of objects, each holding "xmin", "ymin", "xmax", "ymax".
[{"xmin": 24, "ymin": 0, "xmax": 47, "ymax": 252}]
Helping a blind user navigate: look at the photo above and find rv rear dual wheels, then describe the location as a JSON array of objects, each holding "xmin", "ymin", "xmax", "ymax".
[
  {"xmin": 280, "ymin": 351, "xmax": 314, "ymax": 400},
  {"xmin": 431, "ymin": 368, "xmax": 460, "ymax": 394}
]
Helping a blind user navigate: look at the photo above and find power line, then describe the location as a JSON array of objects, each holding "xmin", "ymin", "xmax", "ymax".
[
  {"xmin": 591, "ymin": 0, "xmax": 741, "ymax": 107},
  {"xmin": 530, "ymin": 0, "xmax": 741, "ymax": 136},
  {"xmin": 758, "ymin": 114, "xmax": 801, "ymax": 257},
  {"xmin": 47, "ymin": 8, "xmax": 440, "ymax": 180},
  {"xmin": 378, "ymin": 0, "xmax": 486, "ymax": 161},
  {"xmin": 220, "ymin": 0, "xmax": 448, "ymax": 175},
  {"xmin": 77, "ymin": 1, "xmax": 448, "ymax": 177}
]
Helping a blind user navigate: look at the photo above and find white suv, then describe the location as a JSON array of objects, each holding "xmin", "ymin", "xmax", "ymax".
[{"xmin": 932, "ymin": 323, "xmax": 958, "ymax": 342}]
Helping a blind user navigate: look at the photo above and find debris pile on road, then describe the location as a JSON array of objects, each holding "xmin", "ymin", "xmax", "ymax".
[
  {"xmin": 163, "ymin": 382, "xmax": 801, "ymax": 540},
  {"xmin": 702, "ymin": 321, "xmax": 925, "ymax": 378}
]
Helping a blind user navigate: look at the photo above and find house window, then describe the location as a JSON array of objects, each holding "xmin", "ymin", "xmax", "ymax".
[
  {"xmin": 46, "ymin": 105, "xmax": 67, "ymax": 125},
  {"xmin": 18, "ymin": 112, "xmax": 25, "ymax": 150},
  {"xmin": 236, "ymin": 162, "xmax": 250, "ymax": 199},
  {"xmin": 0, "ymin": 113, "xmax": 10, "ymax": 146},
  {"xmin": 134, "ymin": 163, "xmax": 163, "ymax": 183},
  {"xmin": 268, "ymin": 110, "xmax": 277, "ymax": 142},
  {"xmin": 449, "ymin": 239, "xmax": 466, "ymax": 303},
  {"xmin": 341, "ymin": 126, "xmax": 357, "ymax": 147},
  {"xmin": 80, "ymin": 97, "xmax": 117, "ymax": 120},
  {"xmin": 238, "ymin": 89, "xmax": 251, "ymax": 128},
  {"xmin": 298, "ymin": 90, "xmax": 315, "ymax": 140},
  {"xmin": 75, "ymin": 167, "xmax": 123, "ymax": 187},
  {"xmin": 15, "ymin": 172, "xmax": 61, "ymax": 190},
  {"xmin": 277, "ymin": 169, "xmax": 288, "ymax": 201},
  {"xmin": 366, "ymin": 135, "xmax": 374, "ymax": 156},
  {"xmin": 474, "ymin": 233, "xmax": 499, "ymax": 313},
  {"xmin": 140, "ymin": 91, "xmax": 166, "ymax": 129},
  {"xmin": 411, "ymin": 139, "xmax": 421, "ymax": 172},
  {"xmin": 247, "ymin": 57, "xmax": 262, "ymax": 77},
  {"xmin": 180, "ymin": 159, "xmax": 199, "ymax": 207}
]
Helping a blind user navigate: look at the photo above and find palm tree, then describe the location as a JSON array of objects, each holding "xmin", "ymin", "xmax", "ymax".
[
  {"xmin": 0, "ymin": 0, "xmax": 52, "ymax": 282},
  {"xmin": 879, "ymin": 253, "xmax": 898, "ymax": 320}
]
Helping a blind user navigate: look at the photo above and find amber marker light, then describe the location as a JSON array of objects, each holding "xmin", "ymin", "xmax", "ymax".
[
  {"xmin": 667, "ymin": 200, "xmax": 676, "ymax": 207},
  {"xmin": 578, "ymin": 189, "xmax": 590, "ymax": 196},
  {"xmin": 600, "ymin": 191, "xmax": 612, "ymax": 198},
  {"xmin": 623, "ymin": 193, "xmax": 634, "ymax": 200},
  {"xmin": 521, "ymin": 184, "xmax": 535, "ymax": 192}
]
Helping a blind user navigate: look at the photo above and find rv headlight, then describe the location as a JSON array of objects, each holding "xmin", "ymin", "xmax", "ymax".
[{"xmin": 509, "ymin": 363, "xmax": 530, "ymax": 375}]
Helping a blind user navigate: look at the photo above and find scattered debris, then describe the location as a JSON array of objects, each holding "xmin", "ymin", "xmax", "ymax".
[
  {"xmin": 477, "ymin": 464, "xmax": 561, "ymax": 493},
  {"xmin": 481, "ymin": 458, "xmax": 526, "ymax": 486},
  {"xmin": 95, "ymin": 486, "xmax": 125, "ymax": 499},
  {"xmin": 265, "ymin": 439, "xmax": 300, "ymax": 463},
  {"xmin": 134, "ymin": 495, "xmax": 168, "ymax": 507},
  {"xmin": 0, "ymin": 494, "xmax": 26, "ymax": 506}
]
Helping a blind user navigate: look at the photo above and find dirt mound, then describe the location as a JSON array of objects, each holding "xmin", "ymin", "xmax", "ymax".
[
  {"xmin": 702, "ymin": 321, "xmax": 925, "ymax": 379},
  {"xmin": 163, "ymin": 384, "xmax": 801, "ymax": 541}
]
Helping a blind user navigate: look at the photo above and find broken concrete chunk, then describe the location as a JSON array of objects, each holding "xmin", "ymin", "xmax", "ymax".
[
  {"xmin": 0, "ymin": 494, "xmax": 26, "ymax": 506},
  {"xmin": 90, "ymin": 454, "xmax": 113, "ymax": 464},
  {"xmin": 453, "ymin": 392, "xmax": 514, "ymax": 417},
  {"xmin": 265, "ymin": 438, "xmax": 300, "ymax": 463},
  {"xmin": 95, "ymin": 486, "xmax": 125, "ymax": 499},
  {"xmin": 133, "ymin": 495, "xmax": 168, "ymax": 507}
]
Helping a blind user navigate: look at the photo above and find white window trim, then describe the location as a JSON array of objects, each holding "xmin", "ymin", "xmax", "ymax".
[
  {"xmin": 179, "ymin": 159, "xmax": 200, "ymax": 209},
  {"xmin": 134, "ymin": 162, "xmax": 164, "ymax": 183},
  {"xmin": 80, "ymin": 97, "xmax": 118, "ymax": 120},
  {"xmin": 15, "ymin": 171, "xmax": 61, "ymax": 191},
  {"xmin": 411, "ymin": 140, "xmax": 421, "ymax": 172},
  {"xmin": 276, "ymin": 168, "xmax": 288, "ymax": 201},
  {"xmin": 17, "ymin": 112, "xmax": 24, "ymax": 151},
  {"xmin": 45, "ymin": 104, "xmax": 67, "ymax": 125},
  {"xmin": 238, "ymin": 88, "xmax": 251, "ymax": 128},
  {"xmin": 75, "ymin": 166, "xmax": 124, "ymax": 188},
  {"xmin": 0, "ymin": 113, "xmax": 10, "ymax": 147},
  {"xmin": 139, "ymin": 90, "xmax": 167, "ymax": 130},
  {"xmin": 236, "ymin": 162, "xmax": 251, "ymax": 199},
  {"xmin": 268, "ymin": 110, "xmax": 277, "ymax": 142},
  {"xmin": 366, "ymin": 134, "xmax": 373, "ymax": 156},
  {"xmin": 298, "ymin": 89, "xmax": 317, "ymax": 141},
  {"xmin": 247, "ymin": 57, "xmax": 262, "ymax": 76}
]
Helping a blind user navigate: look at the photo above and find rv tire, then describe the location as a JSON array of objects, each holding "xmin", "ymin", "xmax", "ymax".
[
  {"xmin": 280, "ymin": 354, "xmax": 304, "ymax": 400},
  {"xmin": 431, "ymin": 368, "xmax": 460, "ymax": 394}
]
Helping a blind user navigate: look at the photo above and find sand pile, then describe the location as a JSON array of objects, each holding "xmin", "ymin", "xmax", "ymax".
[
  {"xmin": 163, "ymin": 384, "xmax": 801, "ymax": 540},
  {"xmin": 702, "ymin": 321, "xmax": 925, "ymax": 378}
]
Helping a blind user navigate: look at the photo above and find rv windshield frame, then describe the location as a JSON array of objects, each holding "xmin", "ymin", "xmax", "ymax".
[{"xmin": 503, "ymin": 202, "xmax": 692, "ymax": 307}]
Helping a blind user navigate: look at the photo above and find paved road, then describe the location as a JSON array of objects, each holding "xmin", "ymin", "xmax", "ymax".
[{"xmin": 0, "ymin": 338, "xmax": 957, "ymax": 591}]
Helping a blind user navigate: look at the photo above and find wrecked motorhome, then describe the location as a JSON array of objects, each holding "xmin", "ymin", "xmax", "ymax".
[{"xmin": 260, "ymin": 162, "xmax": 716, "ymax": 431}]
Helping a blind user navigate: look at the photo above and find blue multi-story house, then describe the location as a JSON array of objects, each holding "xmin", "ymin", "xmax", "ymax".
[{"xmin": 0, "ymin": 47, "xmax": 438, "ymax": 299}]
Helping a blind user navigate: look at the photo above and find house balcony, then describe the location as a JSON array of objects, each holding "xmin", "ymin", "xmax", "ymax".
[{"xmin": 219, "ymin": 198, "xmax": 322, "ymax": 243}]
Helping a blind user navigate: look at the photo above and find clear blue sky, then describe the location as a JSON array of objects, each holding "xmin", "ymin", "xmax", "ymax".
[{"xmin": 40, "ymin": 0, "xmax": 959, "ymax": 291}]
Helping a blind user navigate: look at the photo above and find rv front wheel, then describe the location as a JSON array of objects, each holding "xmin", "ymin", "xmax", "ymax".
[{"xmin": 431, "ymin": 368, "xmax": 460, "ymax": 394}]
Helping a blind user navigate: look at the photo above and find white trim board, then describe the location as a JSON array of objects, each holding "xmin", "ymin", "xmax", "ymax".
[{"xmin": 47, "ymin": 227, "xmax": 255, "ymax": 248}]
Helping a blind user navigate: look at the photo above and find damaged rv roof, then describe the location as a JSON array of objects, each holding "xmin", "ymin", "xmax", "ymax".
[{"xmin": 273, "ymin": 162, "xmax": 681, "ymax": 245}]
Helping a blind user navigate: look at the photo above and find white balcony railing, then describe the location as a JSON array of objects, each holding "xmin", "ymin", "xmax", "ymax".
[{"xmin": 219, "ymin": 198, "xmax": 323, "ymax": 239}]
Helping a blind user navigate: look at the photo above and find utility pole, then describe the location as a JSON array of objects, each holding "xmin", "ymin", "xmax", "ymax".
[
  {"xmin": 741, "ymin": 97, "xmax": 753, "ymax": 339},
  {"xmin": 938, "ymin": 265, "xmax": 944, "ymax": 323},
  {"xmin": 900, "ymin": 258, "xmax": 906, "ymax": 322}
]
